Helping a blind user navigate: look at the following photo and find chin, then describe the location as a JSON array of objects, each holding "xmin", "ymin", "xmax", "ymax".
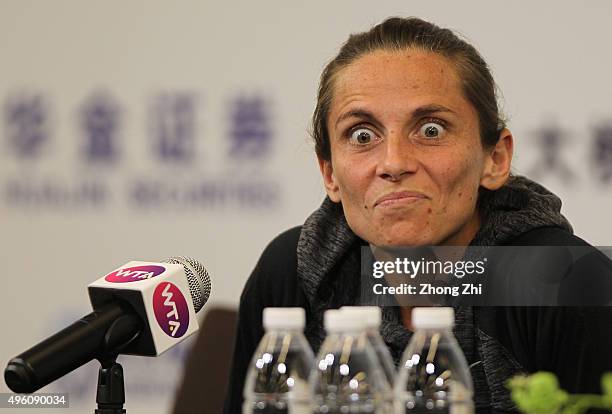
[
  {"xmin": 371, "ymin": 224, "xmax": 436, "ymax": 247},
  {"xmin": 377, "ymin": 236, "xmax": 434, "ymax": 247}
]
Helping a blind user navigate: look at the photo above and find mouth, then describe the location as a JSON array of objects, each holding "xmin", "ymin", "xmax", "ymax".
[{"xmin": 374, "ymin": 191, "xmax": 428, "ymax": 207}]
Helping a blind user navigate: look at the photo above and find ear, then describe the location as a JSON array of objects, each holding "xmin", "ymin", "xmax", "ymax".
[
  {"xmin": 480, "ymin": 128, "xmax": 514, "ymax": 190},
  {"xmin": 318, "ymin": 157, "xmax": 341, "ymax": 203}
]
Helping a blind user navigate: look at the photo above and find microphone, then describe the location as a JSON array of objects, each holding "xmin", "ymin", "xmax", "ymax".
[{"xmin": 4, "ymin": 256, "xmax": 212, "ymax": 394}]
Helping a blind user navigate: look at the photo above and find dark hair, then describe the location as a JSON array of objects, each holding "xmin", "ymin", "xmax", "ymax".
[{"xmin": 312, "ymin": 17, "xmax": 506, "ymax": 161}]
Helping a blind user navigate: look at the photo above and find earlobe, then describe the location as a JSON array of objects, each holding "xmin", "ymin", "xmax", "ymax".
[
  {"xmin": 480, "ymin": 129, "xmax": 514, "ymax": 191},
  {"xmin": 318, "ymin": 157, "xmax": 341, "ymax": 203}
]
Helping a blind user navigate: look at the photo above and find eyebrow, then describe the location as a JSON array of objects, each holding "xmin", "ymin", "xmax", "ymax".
[
  {"xmin": 334, "ymin": 109, "xmax": 381, "ymax": 130},
  {"xmin": 334, "ymin": 104, "xmax": 456, "ymax": 130},
  {"xmin": 412, "ymin": 104, "xmax": 456, "ymax": 119}
]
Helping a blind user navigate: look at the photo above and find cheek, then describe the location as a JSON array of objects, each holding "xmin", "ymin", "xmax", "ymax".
[
  {"xmin": 433, "ymin": 152, "xmax": 483, "ymax": 207},
  {"xmin": 333, "ymin": 155, "xmax": 376, "ymax": 206}
]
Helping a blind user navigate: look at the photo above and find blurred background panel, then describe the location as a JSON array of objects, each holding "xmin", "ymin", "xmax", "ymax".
[{"xmin": 1, "ymin": 1, "xmax": 611, "ymax": 413}]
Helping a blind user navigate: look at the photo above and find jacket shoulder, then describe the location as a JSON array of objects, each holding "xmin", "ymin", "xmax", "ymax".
[
  {"xmin": 241, "ymin": 226, "xmax": 304, "ymax": 307},
  {"xmin": 256, "ymin": 226, "xmax": 302, "ymax": 277},
  {"xmin": 505, "ymin": 226, "xmax": 590, "ymax": 246}
]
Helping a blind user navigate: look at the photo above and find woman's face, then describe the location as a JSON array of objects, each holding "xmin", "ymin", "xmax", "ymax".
[{"xmin": 320, "ymin": 50, "xmax": 506, "ymax": 246}]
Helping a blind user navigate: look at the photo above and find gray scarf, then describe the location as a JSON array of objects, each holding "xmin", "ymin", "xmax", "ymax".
[{"xmin": 296, "ymin": 175, "xmax": 572, "ymax": 412}]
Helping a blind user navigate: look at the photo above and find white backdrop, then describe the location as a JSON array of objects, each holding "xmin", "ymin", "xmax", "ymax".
[{"xmin": 1, "ymin": 1, "xmax": 611, "ymax": 413}]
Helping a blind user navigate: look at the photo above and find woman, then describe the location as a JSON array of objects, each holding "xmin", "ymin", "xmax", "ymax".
[{"xmin": 224, "ymin": 17, "xmax": 612, "ymax": 413}]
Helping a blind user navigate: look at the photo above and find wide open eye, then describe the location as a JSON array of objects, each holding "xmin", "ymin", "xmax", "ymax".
[
  {"xmin": 349, "ymin": 128, "xmax": 376, "ymax": 145},
  {"xmin": 419, "ymin": 122, "xmax": 445, "ymax": 139}
]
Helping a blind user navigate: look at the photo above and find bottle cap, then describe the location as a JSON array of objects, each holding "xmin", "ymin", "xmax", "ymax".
[
  {"xmin": 263, "ymin": 307, "xmax": 305, "ymax": 331},
  {"xmin": 324, "ymin": 309, "xmax": 367, "ymax": 333},
  {"xmin": 341, "ymin": 306, "xmax": 382, "ymax": 329},
  {"xmin": 412, "ymin": 307, "xmax": 454, "ymax": 329}
]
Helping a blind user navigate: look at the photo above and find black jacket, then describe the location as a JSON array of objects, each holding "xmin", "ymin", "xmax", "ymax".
[{"xmin": 224, "ymin": 225, "xmax": 612, "ymax": 414}]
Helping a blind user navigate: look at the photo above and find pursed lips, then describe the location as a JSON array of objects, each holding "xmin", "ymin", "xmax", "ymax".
[{"xmin": 374, "ymin": 191, "xmax": 429, "ymax": 207}]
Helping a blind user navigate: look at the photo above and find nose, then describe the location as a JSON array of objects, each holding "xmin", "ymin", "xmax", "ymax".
[{"xmin": 377, "ymin": 132, "xmax": 418, "ymax": 181}]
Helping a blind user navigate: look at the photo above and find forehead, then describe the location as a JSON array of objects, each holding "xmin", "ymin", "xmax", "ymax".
[{"xmin": 329, "ymin": 50, "xmax": 468, "ymax": 118}]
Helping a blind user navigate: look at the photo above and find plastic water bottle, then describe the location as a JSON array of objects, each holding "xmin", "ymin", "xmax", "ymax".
[
  {"xmin": 395, "ymin": 307, "xmax": 473, "ymax": 414},
  {"xmin": 311, "ymin": 309, "xmax": 391, "ymax": 413},
  {"xmin": 243, "ymin": 307, "xmax": 314, "ymax": 413},
  {"xmin": 342, "ymin": 306, "xmax": 396, "ymax": 384},
  {"xmin": 342, "ymin": 306, "xmax": 396, "ymax": 413}
]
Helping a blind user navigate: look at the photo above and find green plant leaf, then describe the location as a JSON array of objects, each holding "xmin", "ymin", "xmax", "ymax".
[
  {"xmin": 509, "ymin": 372, "xmax": 612, "ymax": 414},
  {"xmin": 508, "ymin": 372, "xmax": 568, "ymax": 414},
  {"xmin": 602, "ymin": 373, "xmax": 612, "ymax": 398}
]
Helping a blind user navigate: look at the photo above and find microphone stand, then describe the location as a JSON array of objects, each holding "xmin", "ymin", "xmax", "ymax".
[
  {"xmin": 93, "ymin": 309, "xmax": 143, "ymax": 414},
  {"xmin": 95, "ymin": 355, "xmax": 125, "ymax": 414}
]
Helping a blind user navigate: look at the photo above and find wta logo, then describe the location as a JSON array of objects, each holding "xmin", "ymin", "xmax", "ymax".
[
  {"xmin": 152, "ymin": 282, "xmax": 189, "ymax": 338},
  {"xmin": 105, "ymin": 265, "xmax": 166, "ymax": 283}
]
